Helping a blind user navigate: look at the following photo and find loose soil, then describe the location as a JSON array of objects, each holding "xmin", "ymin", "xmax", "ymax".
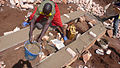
[
  {"xmin": 25, "ymin": 43, "xmax": 40, "ymax": 54},
  {"xmin": 0, "ymin": 3, "xmax": 78, "ymax": 68},
  {"xmin": 0, "ymin": 0, "xmax": 120, "ymax": 68},
  {"xmin": 0, "ymin": 3, "xmax": 78, "ymax": 36}
]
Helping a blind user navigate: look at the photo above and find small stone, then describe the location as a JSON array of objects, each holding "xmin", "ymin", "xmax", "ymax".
[
  {"xmin": 83, "ymin": 50, "xmax": 92, "ymax": 64},
  {"xmin": 107, "ymin": 30, "xmax": 113, "ymax": 38},
  {"xmin": 96, "ymin": 49, "xmax": 104, "ymax": 55},
  {"xmin": 106, "ymin": 49, "xmax": 111, "ymax": 55},
  {"xmin": 42, "ymin": 35, "xmax": 49, "ymax": 41},
  {"xmin": 84, "ymin": 66, "xmax": 88, "ymax": 68},
  {"xmin": 48, "ymin": 32, "xmax": 53, "ymax": 36},
  {"xmin": 118, "ymin": 62, "xmax": 120, "ymax": 64},
  {"xmin": 101, "ymin": 44, "xmax": 108, "ymax": 49}
]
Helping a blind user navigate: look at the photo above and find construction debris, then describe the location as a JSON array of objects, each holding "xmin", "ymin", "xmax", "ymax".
[
  {"xmin": 0, "ymin": 61, "xmax": 6, "ymax": 68},
  {"xmin": 42, "ymin": 35, "xmax": 49, "ymax": 41},
  {"xmin": 82, "ymin": 50, "xmax": 92, "ymax": 64},
  {"xmin": 84, "ymin": 66, "xmax": 88, "ymax": 68},
  {"xmin": 75, "ymin": 0, "xmax": 105, "ymax": 16},
  {"xmin": 107, "ymin": 30, "xmax": 113, "ymax": 38},
  {"xmin": 0, "ymin": 0, "xmax": 5, "ymax": 6},
  {"xmin": 95, "ymin": 49, "xmax": 104, "ymax": 55},
  {"xmin": 106, "ymin": 49, "xmax": 111, "ymax": 55},
  {"xmin": 97, "ymin": 38, "xmax": 109, "ymax": 49},
  {"xmin": 4, "ymin": 27, "xmax": 20, "ymax": 36},
  {"xmin": 50, "ymin": 39, "xmax": 65, "ymax": 50},
  {"xmin": 9, "ymin": 0, "xmax": 35, "ymax": 9}
]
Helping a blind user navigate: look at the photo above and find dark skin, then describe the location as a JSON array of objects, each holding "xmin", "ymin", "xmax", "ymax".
[
  {"xmin": 29, "ymin": 15, "xmax": 66, "ymax": 43},
  {"xmin": 29, "ymin": 3, "xmax": 66, "ymax": 43}
]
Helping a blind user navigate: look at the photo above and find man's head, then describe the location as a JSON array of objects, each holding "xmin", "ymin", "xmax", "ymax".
[{"xmin": 43, "ymin": 3, "xmax": 52, "ymax": 15}]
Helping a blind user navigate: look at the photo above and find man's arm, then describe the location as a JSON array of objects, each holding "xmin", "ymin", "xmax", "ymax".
[
  {"xmin": 37, "ymin": 19, "xmax": 51, "ymax": 43},
  {"xmin": 29, "ymin": 15, "xmax": 37, "ymax": 43},
  {"xmin": 57, "ymin": 26, "xmax": 66, "ymax": 36}
]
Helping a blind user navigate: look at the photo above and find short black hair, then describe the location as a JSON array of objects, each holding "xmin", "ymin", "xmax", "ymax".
[{"xmin": 43, "ymin": 3, "xmax": 52, "ymax": 15}]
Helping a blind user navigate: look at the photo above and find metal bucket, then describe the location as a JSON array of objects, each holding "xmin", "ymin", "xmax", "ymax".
[{"xmin": 24, "ymin": 41, "xmax": 41, "ymax": 60}]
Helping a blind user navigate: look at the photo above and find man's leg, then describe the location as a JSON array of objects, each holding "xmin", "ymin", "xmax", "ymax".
[
  {"xmin": 36, "ymin": 18, "xmax": 48, "ymax": 42},
  {"xmin": 113, "ymin": 16, "xmax": 119, "ymax": 37}
]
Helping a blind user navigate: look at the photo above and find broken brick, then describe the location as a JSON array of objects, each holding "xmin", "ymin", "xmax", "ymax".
[{"xmin": 107, "ymin": 30, "xmax": 113, "ymax": 38}]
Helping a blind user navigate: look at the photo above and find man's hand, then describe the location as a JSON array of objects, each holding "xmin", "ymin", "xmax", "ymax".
[
  {"xmin": 37, "ymin": 19, "xmax": 51, "ymax": 43},
  {"xmin": 29, "ymin": 37, "xmax": 33, "ymax": 43},
  {"xmin": 29, "ymin": 16, "xmax": 37, "ymax": 43}
]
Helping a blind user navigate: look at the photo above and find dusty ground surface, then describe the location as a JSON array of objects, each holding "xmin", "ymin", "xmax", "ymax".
[
  {"xmin": 71, "ymin": 35, "xmax": 120, "ymax": 68},
  {"xmin": 0, "ymin": 3, "xmax": 77, "ymax": 36},
  {"xmin": 0, "ymin": 2, "xmax": 78, "ymax": 68},
  {"xmin": 0, "ymin": 0, "xmax": 120, "ymax": 68}
]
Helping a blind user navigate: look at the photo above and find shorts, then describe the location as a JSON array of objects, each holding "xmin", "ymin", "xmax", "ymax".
[{"xmin": 35, "ymin": 18, "xmax": 57, "ymax": 30}]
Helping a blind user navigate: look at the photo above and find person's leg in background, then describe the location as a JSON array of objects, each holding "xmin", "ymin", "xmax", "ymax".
[{"xmin": 113, "ymin": 15, "xmax": 119, "ymax": 38}]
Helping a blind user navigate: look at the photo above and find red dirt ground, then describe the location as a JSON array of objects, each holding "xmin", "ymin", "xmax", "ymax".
[
  {"xmin": 0, "ymin": 3, "xmax": 78, "ymax": 68},
  {"xmin": 0, "ymin": 0, "xmax": 120, "ymax": 68},
  {"xmin": 0, "ymin": 3, "xmax": 77, "ymax": 36},
  {"xmin": 71, "ymin": 35, "xmax": 120, "ymax": 68}
]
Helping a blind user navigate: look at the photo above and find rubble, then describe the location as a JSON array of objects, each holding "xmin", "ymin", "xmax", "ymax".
[
  {"xmin": 118, "ymin": 62, "xmax": 120, "ymax": 64},
  {"xmin": 95, "ymin": 49, "xmax": 104, "ymax": 55},
  {"xmin": 97, "ymin": 38, "xmax": 109, "ymax": 49},
  {"xmin": 75, "ymin": 16, "xmax": 90, "ymax": 34},
  {"xmin": 106, "ymin": 49, "xmax": 111, "ymax": 55},
  {"xmin": 84, "ymin": 66, "xmax": 88, "ymax": 68},
  {"xmin": 4, "ymin": 27, "xmax": 20, "ymax": 36},
  {"xmin": 48, "ymin": 32, "xmax": 53, "ymax": 36},
  {"xmin": 0, "ymin": 0, "xmax": 5, "ymax": 6},
  {"xmin": 82, "ymin": 50, "xmax": 92, "ymax": 64},
  {"xmin": 42, "ymin": 35, "xmax": 49, "ymax": 41},
  {"xmin": 9, "ymin": 0, "xmax": 35, "ymax": 10},
  {"xmin": 101, "ymin": 44, "xmax": 108, "ymax": 50},
  {"xmin": 107, "ymin": 30, "xmax": 113, "ymax": 38},
  {"xmin": 50, "ymin": 39, "xmax": 65, "ymax": 50},
  {"xmin": 0, "ymin": 61, "xmax": 6, "ymax": 68}
]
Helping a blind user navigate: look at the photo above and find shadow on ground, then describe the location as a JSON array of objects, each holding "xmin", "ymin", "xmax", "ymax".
[{"xmin": 12, "ymin": 59, "xmax": 32, "ymax": 68}]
